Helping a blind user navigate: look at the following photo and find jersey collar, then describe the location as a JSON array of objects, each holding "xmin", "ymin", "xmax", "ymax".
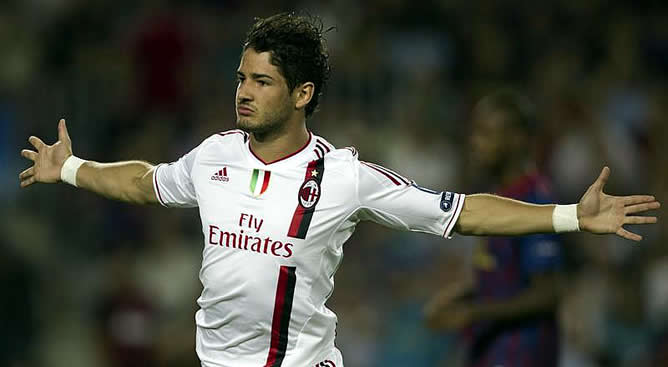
[{"xmin": 247, "ymin": 131, "xmax": 313, "ymax": 166}]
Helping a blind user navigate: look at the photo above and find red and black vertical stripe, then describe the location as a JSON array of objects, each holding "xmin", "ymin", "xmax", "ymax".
[
  {"xmin": 287, "ymin": 158, "xmax": 325, "ymax": 239},
  {"xmin": 265, "ymin": 266, "xmax": 297, "ymax": 367}
]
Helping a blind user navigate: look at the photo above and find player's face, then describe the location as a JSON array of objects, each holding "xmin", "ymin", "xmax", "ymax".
[
  {"xmin": 470, "ymin": 108, "xmax": 509, "ymax": 168},
  {"xmin": 235, "ymin": 48, "xmax": 295, "ymax": 134}
]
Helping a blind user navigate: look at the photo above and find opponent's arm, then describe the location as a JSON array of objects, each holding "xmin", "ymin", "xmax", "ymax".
[
  {"xmin": 19, "ymin": 119, "xmax": 159, "ymax": 205},
  {"xmin": 454, "ymin": 167, "xmax": 660, "ymax": 241},
  {"xmin": 425, "ymin": 272, "xmax": 561, "ymax": 330}
]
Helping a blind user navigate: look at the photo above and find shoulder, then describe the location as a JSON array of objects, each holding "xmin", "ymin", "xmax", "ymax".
[
  {"xmin": 307, "ymin": 134, "xmax": 357, "ymax": 164},
  {"xmin": 321, "ymin": 144, "xmax": 412, "ymax": 188},
  {"xmin": 309, "ymin": 134, "xmax": 356, "ymax": 161},
  {"xmin": 322, "ymin": 146, "xmax": 361, "ymax": 174},
  {"xmin": 212, "ymin": 129, "xmax": 249, "ymax": 144},
  {"xmin": 307, "ymin": 135, "xmax": 336, "ymax": 160},
  {"xmin": 183, "ymin": 129, "xmax": 248, "ymax": 166},
  {"xmin": 308, "ymin": 135, "xmax": 359, "ymax": 183},
  {"xmin": 197, "ymin": 129, "xmax": 249, "ymax": 151}
]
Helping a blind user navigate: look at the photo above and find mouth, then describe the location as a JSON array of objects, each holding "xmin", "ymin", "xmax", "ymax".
[{"xmin": 237, "ymin": 106, "xmax": 254, "ymax": 116}]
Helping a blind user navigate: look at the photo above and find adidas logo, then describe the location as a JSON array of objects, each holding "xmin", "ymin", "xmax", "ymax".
[{"xmin": 211, "ymin": 167, "xmax": 230, "ymax": 182}]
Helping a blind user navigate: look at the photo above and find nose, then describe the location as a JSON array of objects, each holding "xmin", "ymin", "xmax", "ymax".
[{"xmin": 236, "ymin": 80, "xmax": 253, "ymax": 104}]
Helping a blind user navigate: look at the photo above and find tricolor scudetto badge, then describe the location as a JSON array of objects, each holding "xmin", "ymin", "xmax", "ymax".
[{"xmin": 250, "ymin": 169, "xmax": 271, "ymax": 197}]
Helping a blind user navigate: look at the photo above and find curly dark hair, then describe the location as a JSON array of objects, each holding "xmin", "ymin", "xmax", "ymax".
[
  {"xmin": 243, "ymin": 12, "xmax": 331, "ymax": 118},
  {"xmin": 479, "ymin": 89, "xmax": 536, "ymax": 135}
]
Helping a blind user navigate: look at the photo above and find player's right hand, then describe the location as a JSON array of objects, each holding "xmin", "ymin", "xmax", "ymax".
[{"xmin": 19, "ymin": 119, "xmax": 73, "ymax": 188}]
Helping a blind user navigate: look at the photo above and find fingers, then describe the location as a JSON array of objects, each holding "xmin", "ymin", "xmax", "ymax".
[
  {"xmin": 592, "ymin": 166, "xmax": 610, "ymax": 191},
  {"xmin": 19, "ymin": 166, "xmax": 36, "ymax": 188},
  {"xmin": 28, "ymin": 136, "xmax": 46, "ymax": 151},
  {"xmin": 621, "ymin": 195, "xmax": 657, "ymax": 206},
  {"xmin": 21, "ymin": 149, "xmax": 38, "ymax": 162},
  {"xmin": 19, "ymin": 166, "xmax": 34, "ymax": 180},
  {"xmin": 625, "ymin": 216, "xmax": 658, "ymax": 225},
  {"xmin": 625, "ymin": 201, "xmax": 661, "ymax": 214},
  {"xmin": 616, "ymin": 227, "xmax": 642, "ymax": 242},
  {"xmin": 20, "ymin": 176, "xmax": 36, "ymax": 188},
  {"xmin": 58, "ymin": 118, "xmax": 71, "ymax": 143}
]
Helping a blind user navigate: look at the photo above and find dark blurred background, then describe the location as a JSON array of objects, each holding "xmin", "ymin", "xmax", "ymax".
[{"xmin": 1, "ymin": 0, "xmax": 667, "ymax": 366}]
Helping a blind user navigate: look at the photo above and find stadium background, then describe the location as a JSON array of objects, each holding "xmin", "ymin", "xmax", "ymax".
[{"xmin": 1, "ymin": 0, "xmax": 667, "ymax": 366}]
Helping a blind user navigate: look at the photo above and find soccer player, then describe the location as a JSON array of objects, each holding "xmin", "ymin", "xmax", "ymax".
[
  {"xmin": 425, "ymin": 91, "xmax": 565, "ymax": 367},
  {"xmin": 19, "ymin": 13, "xmax": 659, "ymax": 367}
]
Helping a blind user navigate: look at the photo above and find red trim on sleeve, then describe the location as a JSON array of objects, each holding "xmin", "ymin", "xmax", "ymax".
[
  {"xmin": 443, "ymin": 194, "xmax": 465, "ymax": 237},
  {"xmin": 364, "ymin": 162, "xmax": 410, "ymax": 185},
  {"xmin": 153, "ymin": 165, "xmax": 167, "ymax": 207},
  {"xmin": 360, "ymin": 161, "xmax": 402, "ymax": 186}
]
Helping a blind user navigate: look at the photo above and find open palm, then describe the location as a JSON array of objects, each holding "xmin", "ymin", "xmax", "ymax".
[
  {"xmin": 578, "ymin": 167, "xmax": 660, "ymax": 241},
  {"xmin": 19, "ymin": 119, "xmax": 73, "ymax": 188}
]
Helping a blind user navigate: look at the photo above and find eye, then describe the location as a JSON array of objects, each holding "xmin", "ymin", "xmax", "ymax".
[{"xmin": 258, "ymin": 80, "xmax": 268, "ymax": 86}]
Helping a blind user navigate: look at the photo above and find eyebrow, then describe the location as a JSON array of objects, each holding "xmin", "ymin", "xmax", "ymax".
[{"xmin": 236, "ymin": 71, "xmax": 274, "ymax": 80}]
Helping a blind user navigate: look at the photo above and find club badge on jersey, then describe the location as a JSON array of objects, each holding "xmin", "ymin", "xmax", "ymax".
[{"xmin": 299, "ymin": 179, "xmax": 321, "ymax": 209}]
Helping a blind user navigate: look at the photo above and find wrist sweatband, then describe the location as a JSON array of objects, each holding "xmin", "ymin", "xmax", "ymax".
[
  {"xmin": 552, "ymin": 204, "xmax": 580, "ymax": 233},
  {"xmin": 60, "ymin": 155, "xmax": 87, "ymax": 187}
]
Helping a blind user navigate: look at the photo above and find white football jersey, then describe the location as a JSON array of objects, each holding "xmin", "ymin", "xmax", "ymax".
[{"xmin": 152, "ymin": 130, "xmax": 465, "ymax": 367}]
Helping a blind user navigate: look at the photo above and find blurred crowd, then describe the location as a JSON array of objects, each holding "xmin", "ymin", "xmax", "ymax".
[{"xmin": 1, "ymin": 0, "xmax": 667, "ymax": 366}]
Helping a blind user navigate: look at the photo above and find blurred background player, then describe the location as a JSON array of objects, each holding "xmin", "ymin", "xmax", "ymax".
[{"xmin": 425, "ymin": 90, "xmax": 564, "ymax": 367}]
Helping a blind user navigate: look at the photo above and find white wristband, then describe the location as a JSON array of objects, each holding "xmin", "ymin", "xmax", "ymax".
[
  {"xmin": 60, "ymin": 155, "xmax": 87, "ymax": 187},
  {"xmin": 552, "ymin": 204, "xmax": 580, "ymax": 233}
]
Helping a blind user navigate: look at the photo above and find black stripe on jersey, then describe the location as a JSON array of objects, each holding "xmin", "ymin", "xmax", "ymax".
[
  {"xmin": 275, "ymin": 267, "xmax": 296, "ymax": 367},
  {"xmin": 265, "ymin": 266, "xmax": 297, "ymax": 367},
  {"xmin": 287, "ymin": 158, "xmax": 325, "ymax": 239},
  {"xmin": 315, "ymin": 139, "xmax": 331, "ymax": 153},
  {"xmin": 315, "ymin": 144, "xmax": 326, "ymax": 158},
  {"xmin": 296, "ymin": 158, "xmax": 324, "ymax": 239},
  {"xmin": 217, "ymin": 129, "xmax": 249, "ymax": 141},
  {"xmin": 344, "ymin": 146, "xmax": 358, "ymax": 157}
]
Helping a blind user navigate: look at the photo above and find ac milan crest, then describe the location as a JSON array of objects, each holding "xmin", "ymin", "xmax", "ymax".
[{"xmin": 299, "ymin": 179, "xmax": 321, "ymax": 209}]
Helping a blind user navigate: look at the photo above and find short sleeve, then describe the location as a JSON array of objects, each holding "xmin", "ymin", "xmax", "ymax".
[
  {"xmin": 153, "ymin": 145, "xmax": 200, "ymax": 208},
  {"xmin": 354, "ymin": 160, "xmax": 465, "ymax": 238}
]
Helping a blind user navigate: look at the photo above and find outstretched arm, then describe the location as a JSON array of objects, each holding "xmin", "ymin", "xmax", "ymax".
[
  {"xmin": 19, "ymin": 119, "xmax": 159, "ymax": 205},
  {"xmin": 454, "ymin": 167, "xmax": 660, "ymax": 241}
]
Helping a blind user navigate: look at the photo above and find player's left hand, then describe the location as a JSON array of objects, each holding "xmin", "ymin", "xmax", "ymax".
[{"xmin": 578, "ymin": 166, "xmax": 660, "ymax": 241}]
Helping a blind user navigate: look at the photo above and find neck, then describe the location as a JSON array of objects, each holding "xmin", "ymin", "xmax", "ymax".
[{"xmin": 249, "ymin": 120, "xmax": 310, "ymax": 164}]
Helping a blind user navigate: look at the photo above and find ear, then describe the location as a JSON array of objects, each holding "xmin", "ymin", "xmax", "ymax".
[{"xmin": 294, "ymin": 82, "xmax": 315, "ymax": 110}]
